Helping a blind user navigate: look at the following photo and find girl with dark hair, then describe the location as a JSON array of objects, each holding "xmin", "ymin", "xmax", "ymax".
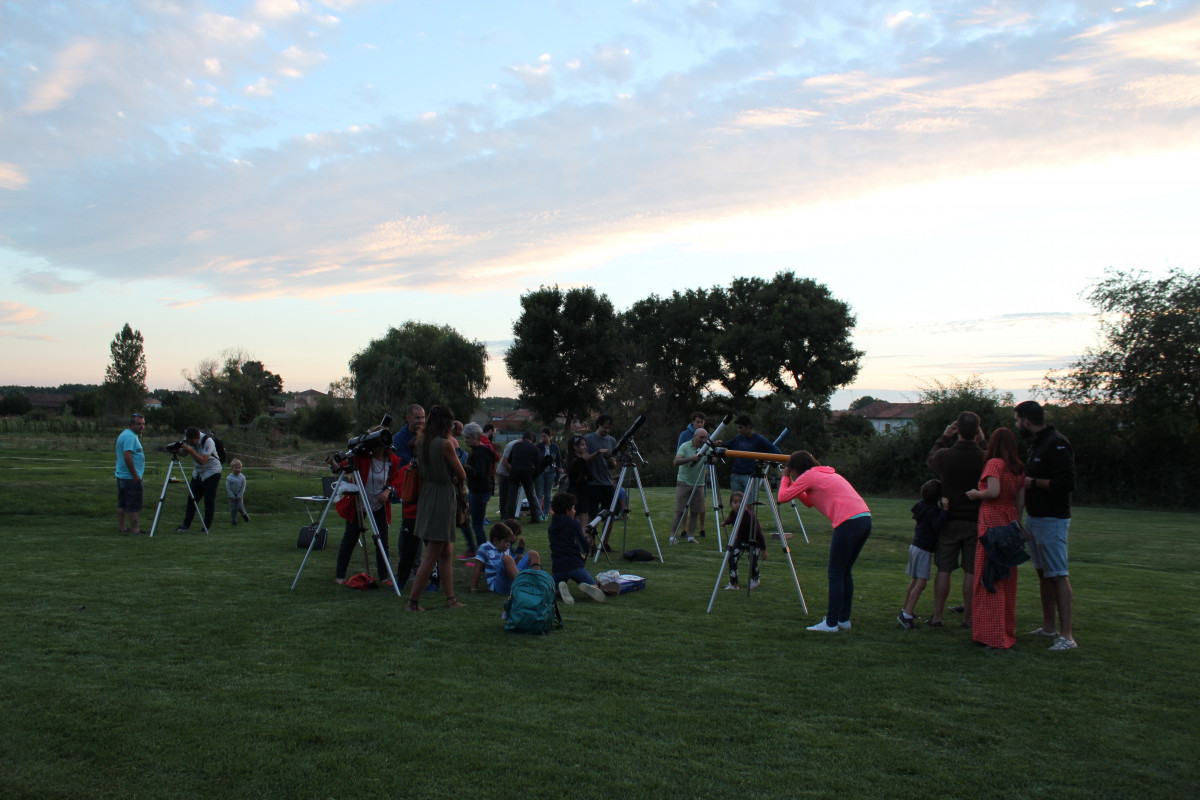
[
  {"xmin": 779, "ymin": 451, "xmax": 872, "ymax": 633},
  {"xmin": 405, "ymin": 405, "xmax": 468, "ymax": 611},
  {"xmin": 966, "ymin": 428, "xmax": 1025, "ymax": 648},
  {"xmin": 564, "ymin": 435, "xmax": 595, "ymax": 531}
]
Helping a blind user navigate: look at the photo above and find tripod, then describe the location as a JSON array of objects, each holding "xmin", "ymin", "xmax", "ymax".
[
  {"xmin": 707, "ymin": 462, "xmax": 806, "ymax": 613},
  {"xmin": 148, "ymin": 452, "xmax": 210, "ymax": 537},
  {"xmin": 593, "ymin": 437, "xmax": 664, "ymax": 563},
  {"xmin": 291, "ymin": 459, "xmax": 402, "ymax": 596}
]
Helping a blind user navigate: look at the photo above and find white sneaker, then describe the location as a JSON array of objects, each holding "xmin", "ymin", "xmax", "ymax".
[
  {"xmin": 806, "ymin": 620, "xmax": 840, "ymax": 633},
  {"xmin": 749, "ymin": 579, "xmax": 760, "ymax": 590},
  {"xmin": 686, "ymin": 536, "xmax": 697, "ymax": 543},
  {"xmin": 1048, "ymin": 636, "xmax": 1077, "ymax": 651},
  {"xmin": 837, "ymin": 621, "xmax": 851, "ymax": 630},
  {"xmin": 557, "ymin": 581, "xmax": 575, "ymax": 605},
  {"xmin": 580, "ymin": 583, "xmax": 606, "ymax": 602},
  {"xmin": 669, "ymin": 537, "xmax": 678, "ymax": 545},
  {"xmin": 723, "ymin": 583, "xmax": 740, "ymax": 590}
]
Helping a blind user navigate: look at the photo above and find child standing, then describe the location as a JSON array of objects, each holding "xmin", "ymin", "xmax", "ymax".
[
  {"xmin": 546, "ymin": 491, "xmax": 606, "ymax": 604},
  {"xmin": 898, "ymin": 479, "xmax": 948, "ymax": 628},
  {"xmin": 226, "ymin": 459, "xmax": 250, "ymax": 525},
  {"xmin": 723, "ymin": 491, "xmax": 767, "ymax": 590}
]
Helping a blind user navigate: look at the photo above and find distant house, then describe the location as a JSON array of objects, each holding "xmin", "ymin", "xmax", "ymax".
[
  {"xmin": 846, "ymin": 401, "xmax": 924, "ymax": 434},
  {"xmin": 144, "ymin": 397, "xmax": 163, "ymax": 410},
  {"xmin": 285, "ymin": 389, "xmax": 326, "ymax": 416},
  {"xmin": 27, "ymin": 393, "xmax": 72, "ymax": 415}
]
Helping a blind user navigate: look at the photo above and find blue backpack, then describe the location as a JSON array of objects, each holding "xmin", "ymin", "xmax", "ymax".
[{"xmin": 504, "ymin": 570, "xmax": 562, "ymax": 634}]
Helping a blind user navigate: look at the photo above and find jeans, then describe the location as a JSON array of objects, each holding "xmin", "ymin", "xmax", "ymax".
[
  {"xmin": 182, "ymin": 473, "xmax": 220, "ymax": 530},
  {"xmin": 468, "ymin": 492, "xmax": 491, "ymax": 549},
  {"xmin": 824, "ymin": 515, "xmax": 872, "ymax": 625},
  {"xmin": 535, "ymin": 470, "xmax": 557, "ymax": 515},
  {"xmin": 553, "ymin": 566, "xmax": 596, "ymax": 587}
]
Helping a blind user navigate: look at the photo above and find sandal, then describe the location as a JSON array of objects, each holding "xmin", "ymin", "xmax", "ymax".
[
  {"xmin": 445, "ymin": 597, "xmax": 465, "ymax": 608},
  {"xmin": 404, "ymin": 600, "xmax": 424, "ymax": 612}
]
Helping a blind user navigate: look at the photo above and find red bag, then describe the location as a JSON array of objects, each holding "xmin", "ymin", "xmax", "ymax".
[
  {"xmin": 346, "ymin": 572, "xmax": 377, "ymax": 590},
  {"xmin": 399, "ymin": 462, "xmax": 421, "ymax": 505}
]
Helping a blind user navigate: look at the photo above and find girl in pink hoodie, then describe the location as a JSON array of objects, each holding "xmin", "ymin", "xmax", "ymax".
[{"xmin": 779, "ymin": 451, "xmax": 872, "ymax": 633}]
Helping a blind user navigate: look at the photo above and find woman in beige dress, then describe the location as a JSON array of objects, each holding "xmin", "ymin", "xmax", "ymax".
[{"xmin": 405, "ymin": 405, "xmax": 468, "ymax": 611}]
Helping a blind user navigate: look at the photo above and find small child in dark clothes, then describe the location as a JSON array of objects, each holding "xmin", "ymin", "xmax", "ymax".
[
  {"xmin": 899, "ymin": 479, "xmax": 949, "ymax": 627},
  {"xmin": 546, "ymin": 491, "xmax": 605, "ymax": 604},
  {"xmin": 723, "ymin": 490, "xmax": 767, "ymax": 590}
]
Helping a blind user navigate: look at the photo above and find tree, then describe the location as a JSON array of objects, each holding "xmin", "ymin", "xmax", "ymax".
[
  {"xmin": 622, "ymin": 290, "xmax": 722, "ymax": 411},
  {"xmin": 849, "ymin": 395, "xmax": 878, "ymax": 411},
  {"xmin": 349, "ymin": 322, "xmax": 488, "ymax": 420},
  {"xmin": 505, "ymin": 286, "xmax": 623, "ymax": 431},
  {"xmin": 711, "ymin": 272, "xmax": 862, "ymax": 409},
  {"xmin": 103, "ymin": 323, "xmax": 147, "ymax": 416},
  {"xmin": 184, "ymin": 350, "xmax": 285, "ymax": 426},
  {"xmin": 1046, "ymin": 268, "xmax": 1200, "ymax": 431},
  {"xmin": 0, "ymin": 393, "xmax": 33, "ymax": 416}
]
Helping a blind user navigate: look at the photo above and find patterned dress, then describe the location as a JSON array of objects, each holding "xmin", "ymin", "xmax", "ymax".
[{"xmin": 972, "ymin": 458, "xmax": 1024, "ymax": 649}]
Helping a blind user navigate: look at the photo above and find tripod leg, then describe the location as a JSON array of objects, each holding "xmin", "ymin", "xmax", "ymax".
[
  {"xmin": 761, "ymin": 476, "xmax": 807, "ymax": 614},
  {"xmin": 148, "ymin": 459, "xmax": 177, "ymax": 537},
  {"xmin": 707, "ymin": 465, "xmax": 725, "ymax": 551},
  {"xmin": 630, "ymin": 467, "xmax": 663, "ymax": 563},
  {"xmin": 592, "ymin": 467, "xmax": 626, "ymax": 564},
  {"xmin": 359, "ymin": 494, "xmax": 402, "ymax": 596},
  {"xmin": 292, "ymin": 472, "xmax": 345, "ymax": 590},
  {"xmin": 708, "ymin": 497, "xmax": 753, "ymax": 612}
]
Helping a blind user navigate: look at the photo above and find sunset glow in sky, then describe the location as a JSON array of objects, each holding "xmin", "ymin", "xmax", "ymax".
[{"xmin": 3, "ymin": 0, "xmax": 1198, "ymax": 408}]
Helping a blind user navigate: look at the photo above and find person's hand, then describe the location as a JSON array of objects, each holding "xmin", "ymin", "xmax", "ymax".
[
  {"xmin": 943, "ymin": 423, "xmax": 958, "ymax": 438},
  {"xmin": 940, "ymin": 497, "xmax": 950, "ymax": 510}
]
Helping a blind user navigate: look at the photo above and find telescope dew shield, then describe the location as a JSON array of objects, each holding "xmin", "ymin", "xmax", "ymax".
[
  {"xmin": 713, "ymin": 447, "xmax": 791, "ymax": 464},
  {"xmin": 611, "ymin": 414, "xmax": 646, "ymax": 454}
]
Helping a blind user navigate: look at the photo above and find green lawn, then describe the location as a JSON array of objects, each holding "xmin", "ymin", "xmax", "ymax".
[{"xmin": 1, "ymin": 442, "xmax": 1197, "ymax": 799}]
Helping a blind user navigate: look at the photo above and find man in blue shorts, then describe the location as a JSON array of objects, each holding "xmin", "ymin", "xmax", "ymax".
[
  {"xmin": 1016, "ymin": 400, "xmax": 1078, "ymax": 651},
  {"xmin": 115, "ymin": 413, "xmax": 146, "ymax": 534}
]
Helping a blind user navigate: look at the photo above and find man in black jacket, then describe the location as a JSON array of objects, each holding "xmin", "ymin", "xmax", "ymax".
[{"xmin": 1015, "ymin": 401, "xmax": 1078, "ymax": 651}]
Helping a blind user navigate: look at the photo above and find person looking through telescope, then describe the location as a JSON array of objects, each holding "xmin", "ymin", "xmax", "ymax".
[
  {"xmin": 333, "ymin": 433, "xmax": 402, "ymax": 586},
  {"xmin": 779, "ymin": 451, "xmax": 872, "ymax": 633},
  {"xmin": 174, "ymin": 426, "xmax": 222, "ymax": 532}
]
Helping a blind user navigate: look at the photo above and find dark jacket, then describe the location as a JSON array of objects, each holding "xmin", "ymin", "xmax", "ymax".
[
  {"xmin": 927, "ymin": 437, "xmax": 985, "ymax": 524},
  {"xmin": 1024, "ymin": 425, "xmax": 1075, "ymax": 519},
  {"xmin": 910, "ymin": 500, "xmax": 948, "ymax": 552},
  {"xmin": 980, "ymin": 521, "xmax": 1031, "ymax": 592}
]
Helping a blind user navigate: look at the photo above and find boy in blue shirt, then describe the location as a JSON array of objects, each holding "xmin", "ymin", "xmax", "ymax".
[{"xmin": 469, "ymin": 521, "xmax": 542, "ymax": 595}]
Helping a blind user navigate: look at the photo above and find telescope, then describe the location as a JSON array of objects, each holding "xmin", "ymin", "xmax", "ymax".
[
  {"xmin": 611, "ymin": 414, "xmax": 646, "ymax": 454},
  {"xmin": 712, "ymin": 447, "xmax": 791, "ymax": 464},
  {"xmin": 693, "ymin": 413, "xmax": 733, "ymax": 460},
  {"xmin": 345, "ymin": 427, "xmax": 392, "ymax": 455}
]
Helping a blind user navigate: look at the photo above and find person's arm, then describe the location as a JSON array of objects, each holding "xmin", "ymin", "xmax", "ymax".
[
  {"xmin": 123, "ymin": 449, "xmax": 140, "ymax": 482},
  {"xmin": 967, "ymin": 475, "xmax": 1000, "ymax": 501},
  {"xmin": 443, "ymin": 439, "xmax": 467, "ymax": 482},
  {"xmin": 1016, "ymin": 485, "xmax": 1026, "ymax": 519},
  {"xmin": 184, "ymin": 442, "xmax": 209, "ymax": 465},
  {"xmin": 777, "ymin": 473, "xmax": 812, "ymax": 506},
  {"xmin": 502, "ymin": 553, "xmax": 518, "ymax": 581}
]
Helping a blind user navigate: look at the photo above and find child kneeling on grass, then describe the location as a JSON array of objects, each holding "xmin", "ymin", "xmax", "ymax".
[
  {"xmin": 898, "ymin": 479, "xmax": 948, "ymax": 628},
  {"xmin": 470, "ymin": 521, "xmax": 542, "ymax": 595},
  {"xmin": 547, "ymin": 491, "xmax": 605, "ymax": 604}
]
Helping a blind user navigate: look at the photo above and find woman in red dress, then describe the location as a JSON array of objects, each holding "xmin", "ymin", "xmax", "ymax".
[{"xmin": 966, "ymin": 428, "xmax": 1025, "ymax": 649}]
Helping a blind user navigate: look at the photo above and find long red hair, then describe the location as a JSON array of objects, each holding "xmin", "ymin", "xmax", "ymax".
[{"xmin": 985, "ymin": 428, "xmax": 1024, "ymax": 476}]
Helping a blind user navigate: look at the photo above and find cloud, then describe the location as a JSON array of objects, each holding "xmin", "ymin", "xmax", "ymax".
[
  {"xmin": 0, "ymin": 301, "xmax": 45, "ymax": 324},
  {"xmin": 2, "ymin": 1, "xmax": 1199, "ymax": 310},
  {"xmin": 0, "ymin": 162, "xmax": 30, "ymax": 190},
  {"xmin": 16, "ymin": 270, "xmax": 84, "ymax": 294},
  {"xmin": 20, "ymin": 39, "xmax": 100, "ymax": 114}
]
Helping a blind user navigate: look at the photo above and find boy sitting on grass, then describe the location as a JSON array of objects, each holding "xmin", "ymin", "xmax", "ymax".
[
  {"xmin": 546, "ymin": 491, "xmax": 606, "ymax": 604},
  {"xmin": 469, "ymin": 521, "xmax": 542, "ymax": 595}
]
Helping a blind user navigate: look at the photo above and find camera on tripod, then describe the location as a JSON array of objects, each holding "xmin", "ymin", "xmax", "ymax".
[
  {"xmin": 335, "ymin": 414, "xmax": 395, "ymax": 461},
  {"xmin": 164, "ymin": 440, "xmax": 187, "ymax": 454}
]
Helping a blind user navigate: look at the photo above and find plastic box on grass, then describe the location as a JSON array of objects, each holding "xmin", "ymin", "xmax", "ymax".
[{"xmin": 616, "ymin": 574, "xmax": 645, "ymax": 593}]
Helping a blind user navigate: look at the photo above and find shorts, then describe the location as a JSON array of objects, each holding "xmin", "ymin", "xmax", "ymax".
[
  {"xmin": 674, "ymin": 482, "xmax": 704, "ymax": 515},
  {"xmin": 906, "ymin": 545, "xmax": 932, "ymax": 581},
  {"xmin": 934, "ymin": 518, "xmax": 976, "ymax": 573},
  {"xmin": 117, "ymin": 478, "xmax": 144, "ymax": 513},
  {"xmin": 1027, "ymin": 516, "xmax": 1070, "ymax": 577}
]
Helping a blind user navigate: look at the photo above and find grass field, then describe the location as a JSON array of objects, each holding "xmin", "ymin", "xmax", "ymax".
[{"xmin": 1, "ymin": 440, "xmax": 1197, "ymax": 799}]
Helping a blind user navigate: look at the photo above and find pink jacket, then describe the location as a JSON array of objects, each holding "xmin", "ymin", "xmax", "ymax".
[{"xmin": 778, "ymin": 466, "xmax": 870, "ymax": 528}]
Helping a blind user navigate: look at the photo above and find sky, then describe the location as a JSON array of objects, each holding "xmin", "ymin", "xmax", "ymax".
[{"xmin": 2, "ymin": 0, "xmax": 1198, "ymax": 410}]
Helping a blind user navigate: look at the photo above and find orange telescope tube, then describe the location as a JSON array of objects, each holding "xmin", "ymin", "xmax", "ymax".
[{"xmin": 717, "ymin": 448, "xmax": 790, "ymax": 464}]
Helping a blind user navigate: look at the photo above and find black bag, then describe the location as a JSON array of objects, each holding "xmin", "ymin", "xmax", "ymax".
[
  {"xmin": 202, "ymin": 432, "xmax": 227, "ymax": 464},
  {"xmin": 297, "ymin": 526, "xmax": 327, "ymax": 550},
  {"xmin": 623, "ymin": 548, "xmax": 655, "ymax": 562}
]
